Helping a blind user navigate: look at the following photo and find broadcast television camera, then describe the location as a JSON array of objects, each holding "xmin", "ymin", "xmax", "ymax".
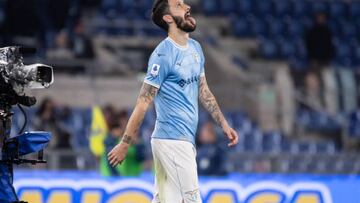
[{"xmin": 0, "ymin": 46, "xmax": 54, "ymax": 203}]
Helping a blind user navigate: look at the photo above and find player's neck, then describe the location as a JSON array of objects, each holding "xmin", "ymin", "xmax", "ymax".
[{"xmin": 168, "ymin": 29, "xmax": 189, "ymax": 47}]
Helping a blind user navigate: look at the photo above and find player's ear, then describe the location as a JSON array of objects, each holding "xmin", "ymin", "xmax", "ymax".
[{"xmin": 163, "ymin": 14, "xmax": 173, "ymax": 24}]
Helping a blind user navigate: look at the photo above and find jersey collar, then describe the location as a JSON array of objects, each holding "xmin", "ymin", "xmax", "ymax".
[{"xmin": 166, "ymin": 37, "xmax": 189, "ymax": 51}]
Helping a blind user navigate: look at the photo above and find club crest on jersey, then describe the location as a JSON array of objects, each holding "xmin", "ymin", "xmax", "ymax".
[
  {"xmin": 193, "ymin": 53, "xmax": 200, "ymax": 63},
  {"xmin": 151, "ymin": 64, "xmax": 160, "ymax": 78}
]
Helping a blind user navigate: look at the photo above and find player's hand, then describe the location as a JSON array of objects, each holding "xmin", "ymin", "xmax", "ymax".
[
  {"xmin": 223, "ymin": 126, "xmax": 239, "ymax": 147},
  {"xmin": 107, "ymin": 142, "xmax": 129, "ymax": 167}
]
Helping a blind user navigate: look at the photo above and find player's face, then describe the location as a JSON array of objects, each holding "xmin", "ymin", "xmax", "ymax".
[{"xmin": 168, "ymin": 0, "xmax": 196, "ymax": 32}]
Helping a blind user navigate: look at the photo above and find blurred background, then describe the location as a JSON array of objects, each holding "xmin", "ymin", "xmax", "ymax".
[{"xmin": 2, "ymin": 0, "xmax": 360, "ymax": 202}]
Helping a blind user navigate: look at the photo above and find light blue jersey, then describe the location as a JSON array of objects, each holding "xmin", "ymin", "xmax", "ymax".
[{"xmin": 144, "ymin": 37, "xmax": 205, "ymax": 145}]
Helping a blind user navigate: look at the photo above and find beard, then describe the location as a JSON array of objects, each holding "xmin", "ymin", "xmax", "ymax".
[{"xmin": 172, "ymin": 15, "xmax": 197, "ymax": 33}]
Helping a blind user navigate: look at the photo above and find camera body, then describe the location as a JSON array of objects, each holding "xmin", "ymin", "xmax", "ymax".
[
  {"xmin": 0, "ymin": 46, "xmax": 54, "ymax": 203},
  {"xmin": 0, "ymin": 46, "xmax": 54, "ymax": 94}
]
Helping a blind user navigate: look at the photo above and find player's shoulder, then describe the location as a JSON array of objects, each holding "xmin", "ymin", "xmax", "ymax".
[
  {"xmin": 189, "ymin": 38, "xmax": 202, "ymax": 48},
  {"xmin": 154, "ymin": 38, "xmax": 174, "ymax": 56},
  {"xmin": 149, "ymin": 39, "xmax": 172, "ymax": 64}
]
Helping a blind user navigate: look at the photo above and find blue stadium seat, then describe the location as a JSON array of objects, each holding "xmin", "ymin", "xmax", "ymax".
[
  {"xmin": 262, "ymin": 132, "xmax": 282, "ymax": 153},
  {"xmin": 137, "ymin": 0, "xmax": 153, "ymax": 13},
  {"xmin": 119, "ymin": 0, "xmax": 136, "ymax": 12},
  {"xmin": 219, "ymin": 0, "xmax": 237, "ymax": 15},
  {"xmin": 142, "ymin": 26, "xmax": 166, "ymax": 37},
  {"xmin": 255, "ymin": 0, "xmax": 273, "ymax": 16},
  {"xmin": 298, "ymin": 142, "xmax": 316, "ymax": 154},
  {"xmin": 287, "ymin": 20, "xmax": 305, "ymax": 38},
  {"xmin": 249, "ymin": 17, "xmax": 268, "ymax": 37},
  {"xmin": 230, "ymin": 111, "xmax": 247, "ymax": 129},
  {"xmin": 311, "ymin": 1, "xmax": 329, "ymax": 15},
  {"xmin": 298, "ymin": 110, "xmax": 342, "ymax": 133},
  {"xmin": 329, "ymin": 1, "xmax": 348, "ymax": 20},
  {"xmin": 267, "ymin": 19, "xmax": 285, "ymax": 37},
  {"xmin": 236, "ymin": 0, "xmax": 254, "ymax": 15},
  {"xmin": 348, "ymin": 110, "xmax": 360, "ymax": 139},
  {"xmin": 292, "ymin": 0, "xmax": 311, "ymax": 17},
  {"xmin": 341, "ymin": 21, "xmax": 357, "ymax": 39},
  {"xmin": 335, "ymin": 42, "xmax": 353, "ymax": 66},
  {"xmin": 278, "ymin": 39, "xmax": 296, "ymax": 59},
  {"xmin": 259, "ymin": 39, "xmax": 278, "ymax": 59},
  {"xmin": 202, "ymin": 0, "xmax": 219, "ymax": 16},
  {"xmin": 233, "ymin": 17, "xmax": 251, "ymax": 37},
  {"xmin": 273, "ymin": 0, "xmax": 291, "ymax": 17},
  {"xmin": 243, "ymin": 131, "xmax": 262, "ymax": 153},
  {"xmin": 349, "ymin": 2, "xmax": 360, "ymax": 19},
  {"xmin": 101, "ymin": 0, "xmax": 119, "ymax": 19},
  {"xmin": 300, "ymin": 16, "xmax": 313, "ymax": 29},
  {"xmin": 294, "ymin": 38, "xmax": 307, "ymax": 58},
  {"xmin": 329, "ymin": 21, "xmax": 341, "ymax": 36},
  {"xmin": 316, "ymin": 142, "xmax": 336, "ymax": 154}
]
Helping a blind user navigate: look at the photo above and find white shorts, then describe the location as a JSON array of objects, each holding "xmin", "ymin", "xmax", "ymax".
[{"xmin": 151, "ymin": 138, "xmax": 202, "ymax": 203}]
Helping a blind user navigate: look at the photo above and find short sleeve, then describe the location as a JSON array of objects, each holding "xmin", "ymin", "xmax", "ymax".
[
  {"xmin": 144, "ymin": 51, "xmax": 169, "ymax": 88},
  {"xmin": 194, "ymin": 40, "xmax": 205, "ymax": 76},
  {"xmin": 200, "ymin": 47, "xmax": 205, "ymax": 76}
]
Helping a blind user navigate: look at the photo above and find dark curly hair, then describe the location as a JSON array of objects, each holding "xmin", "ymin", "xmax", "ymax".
[{"xmin": 152, "ymin": 0, "xmax": 170, "ymax": 32}]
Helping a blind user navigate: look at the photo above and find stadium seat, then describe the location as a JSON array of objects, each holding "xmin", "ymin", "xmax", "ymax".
[
  {"xmin": 294, "ymin": 38, "xmax": 307, "ymax": 58},
  {"xmin": 219, "ymin": 0, "xmax": 237, "ymax": 15},
  {"xmin": 311, "ymin": 1, "xmax": 329, "ymax": 15},
  {"xmin": 316, "ymin": 142, "xmax": 336, "ymax": 155},
  {"xmin": 137, "ymin": 0, "xmax": 153, "ymax": 13},
  {"xmin": 255, "ymin": 0, "xmax": 273, "ymax": 16},
  {"xmin": 329, "ymin": 21, "xmax": 341, "ymax": 36},
  {"xmin": 243, "ymin": 131, "xmax": 263, "ymax": 153},
  {"xmin": 298, "ymin": 142, "xmax": 316, "ymax": 154},
  {"xmin": 329, "ymin": 1, "xmax": 348, "ymax": 20},
  {"xmin": 278, "ymin": 39, "xmax": 296, "ymax": 59},
  {"xmin": 341, "ymin": 21, "xmax": 357, "ymax": 39},
  {"xmin": 267, "ymin": 19, "xmax": 286, "ymax": 37},
  {"xmin": 349, "ymin": 1, "xmax": 360, "ymax": 19},
  {"xmin": 348, "ymin": 110, "xmax": 360, "ymax": 139},
  {"xmin": 335, "ymin": 42, "xmax": 353, "ymax": 66},
  {"xmin": 292, "ymin": 0, "xmax": 311, "ymax": 17},
  {"xmin": 101, "ymin": 0, "xmax": 119, "ymax": 19},
  {"xmin": 273, "ymin": 0, "xmax": 291, "ymax": 17},
  {"xmin": 236, "ymin": 0, "xmax": 253, "ymax": 15},
  {"xmin": 233, "ymin": 17, "xmax": 251, "ymax": 37},
  {"xmin": 230, "ymin": 111, "xmax": 247, "ymax": 129},
  {"xmin": 119, "ymin": 0, "xmax": 136, "ymax": 12},
  {"xmin": 249, "ymin": 17, "xmax": 268, "ymax": 37},
  {"xmin": 287, "ymin": 20, "xmax": 305, "ymax": 38},
  {"xmin": 201, "ymin": 0, "xmax": 219, "ymax": 16},
  {"xmin": 259, "ymin": 39, "xmax": 279, "ymax": 59},
  {"xmin": 262, "ymin": 132, "xmax": 282, "ymax": 153}
]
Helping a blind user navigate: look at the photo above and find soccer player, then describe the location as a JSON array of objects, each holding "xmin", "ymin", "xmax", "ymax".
[{"xmin": 107, "ymin": 0, "xmax": 239, "ymax": 202}]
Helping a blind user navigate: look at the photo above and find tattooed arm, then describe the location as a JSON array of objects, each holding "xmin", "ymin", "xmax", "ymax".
[
  {"xmin": 108, "ymin": 83, "xmax": 158, "ymax": 166},
  {"xmin": 199, "ymin": 76, "xmax": 238, "ymax": 147}
]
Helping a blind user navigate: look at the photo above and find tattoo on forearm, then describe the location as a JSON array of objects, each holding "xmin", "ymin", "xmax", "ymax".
[
  {"xmin": 138, "ymin": 83, "xmax": 158, "ymax": 104},
  {"xmin": 199, "ymin": 77, "xmax": 226, "ymax": 127},
  {"xmin": 122, "ymin": 83, "xmax": 158, "ymax": 144},
  {"xmin": 121, "ymin": 134, "xmax": 133, "ymax": 145}
]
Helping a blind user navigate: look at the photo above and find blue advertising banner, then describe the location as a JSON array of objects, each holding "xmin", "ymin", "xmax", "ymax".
[{"xmin": 13, "ymin": 170, "xmax": 360, "ymax": 203}]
